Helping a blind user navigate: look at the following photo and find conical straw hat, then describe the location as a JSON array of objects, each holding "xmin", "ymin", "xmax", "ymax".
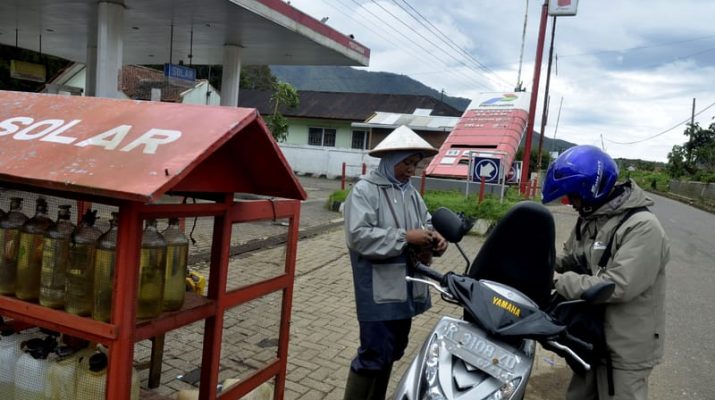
[{"xmin": 368, "ymin": 125, "xmax": 438, "ymax": 158}]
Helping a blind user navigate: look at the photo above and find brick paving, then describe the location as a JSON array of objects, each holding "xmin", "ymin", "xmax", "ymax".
[{"xmin": 134, "ymin": 176, "xmax": 581, "ymax": 399}]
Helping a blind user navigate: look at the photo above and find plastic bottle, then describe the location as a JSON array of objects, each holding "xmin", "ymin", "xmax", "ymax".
[
  {"xmin": 65, "ymin": 210, "xmax": 102, "ymax": 316},
  {"xmin": 46, "ymin": 345, "xmax": 81, "ymax": 400},
  {"xmin": 39, "ymin": 205, "xmax": 75, "ymax": 309},
  {"xmin": 0, "ymin": 328, "xmax": 22, "ymax": 399},
  {"xmin": 74, "ymin": 351, "xmax": 139, "ymax": 400},
  {"xmin": 162, "ymin": 218, "xmax": 189, "ymax": 311},
  {"xmin": 0, "ymin": 197, "xmax": 29, "ymax": 295},
  {"xmin": 137, "ymin": 219, "xmax": 167, "ymax": 319},
  {"xmin": 16, "ymin": 198, "xmax": 55, "ymax": 301},
  {"xmin": 92, "ymin": 212, "xmax": 118, "ymax": 322},
  {"xmin": 0, "ymin": 328, "xmax": 41, "ymax": 399},
  {"xmin": 14, "ymin": 336, "xmax": 56, "ymax": 400}
]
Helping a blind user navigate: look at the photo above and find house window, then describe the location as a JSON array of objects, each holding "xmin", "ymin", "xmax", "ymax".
[
  {"xmin": 308, "ymin": 127, "xmax": 336, "ymax": 147},
  {"xmin": 351, "ymin": 130, "xmax": 368, "ymax": 150}
]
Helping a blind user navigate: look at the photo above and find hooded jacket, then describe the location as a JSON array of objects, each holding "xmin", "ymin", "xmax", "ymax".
[
  {"xmin": 555, "ymin": 180, "xmax": 670, "ymax": 369},
  {"xmin": 344, "ymin": 170, "xmax": 432, "ymax": 322}
]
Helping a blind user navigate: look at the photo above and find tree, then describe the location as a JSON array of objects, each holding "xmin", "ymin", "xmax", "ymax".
[
  {"xmin": 265, "ymin": 81, "xmax": 299, "ymax": 142},
  {"xmin": 516, "ymin": 148, "xmax": 552, "ymax": 175},
  {"xmin": 668, "ymin": 120, "xmax": 715, "ymax": 178},
  {"xmin": 240, "ymin": 65, "xmax": 276, "ymax": 90},
  {"xmin": 684, "ymin": 121, "xmax": 715, "ymax": 170}
]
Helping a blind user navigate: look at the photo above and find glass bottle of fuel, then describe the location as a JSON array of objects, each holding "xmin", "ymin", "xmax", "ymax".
[
  {"xmin": 0, "ymin": 197, "xmax": 28, "ymax": 295},
  {"xmin": 39, "ymin": 205, "xmax": 75, "ymax": 308},
  {"xmin": 92, "ymin": 212, "xmax": 118, "ymax": 322},
  {"xmin": 161, "ymin": 218, "xmax": 188, "ymax": 311},
  {"xmin": 65, "ymin": 210, "xmax": 102, "ymax": 316},
  {"xmin": 137, "ymin": 219, "xmax": 167, "ymax": 319},
  {"xmin": 16, "ymin": 198, "xmax": 55, "ymax": 301}
]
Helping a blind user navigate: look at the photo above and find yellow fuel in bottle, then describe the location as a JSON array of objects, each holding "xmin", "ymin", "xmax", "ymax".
[
  {"xmin": 161, "ymin": 218, "xmax": 188, "ymax": 311},
  {"xmin": 92, "ymin": 212, "xmax": 118, "ymax": 323},
  {"xmin": 137, "ymin": 219, "xmax": 167, "ymax": 319},
  {"xmin": 16, "ymin": 198, "xmax": 55, "ymax": 301},
  {"xmin": 65, "ymin": 210, "xmax": 102, "ymax": 316},
  {"xmin": 39, "ymin": 205, "xmax": 75, "ymax": 309},
  {"xmin": 0, "ymin": 197, "xmax": 28, "ymax": 295}
]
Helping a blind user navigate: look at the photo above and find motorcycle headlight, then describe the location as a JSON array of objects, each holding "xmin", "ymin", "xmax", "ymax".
[
  {"xmin": 421, "ymin": 337, "xmax": 446, "ymax": 400},
  {"xmin": 484, "ymin": 377, "xmax": 522, "ymax": 400}
]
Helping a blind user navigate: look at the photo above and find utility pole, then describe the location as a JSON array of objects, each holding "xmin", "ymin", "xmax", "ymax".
[
  {"xmin": 536, "ymin": 15, "xmax": 558, "ymax": 172},
  {"xmin": 687, "ymin": 97, "xmax": 696, "ymax": 165},
  {"xmin": 552, "ymin": 96, "xmax": 563, "ymax": 153},
  {"xmin": 520, "ymin": 1, "xmax": 549, "ymax": 194},
  {"xmin": 515, "ymin": 0, "xmax": 530, "ymax": 92}
]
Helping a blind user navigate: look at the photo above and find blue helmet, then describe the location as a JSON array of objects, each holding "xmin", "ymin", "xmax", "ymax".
[{"xmin": 541, "ymin": 145, "xmax": 619, "ymax": 206}]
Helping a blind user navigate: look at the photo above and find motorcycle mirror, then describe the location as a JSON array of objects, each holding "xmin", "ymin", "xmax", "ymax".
[
  {"xmin": 432, "ymin": 207, "xmax": 473, "ymax": 243},
  {"xmin": 581, "ymin": 281, "xmax": 616, "ymax": 303}
]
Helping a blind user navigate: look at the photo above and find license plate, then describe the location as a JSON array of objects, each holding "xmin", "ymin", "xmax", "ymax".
[{"xmin": 441, "ymin": 322, "xmax": 519, "ymax": 382}]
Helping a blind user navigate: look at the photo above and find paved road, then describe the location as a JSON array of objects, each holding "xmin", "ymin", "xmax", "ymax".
[{"xmin": 648, "ymin": 192, "xmax": 715, "ymax": 400}]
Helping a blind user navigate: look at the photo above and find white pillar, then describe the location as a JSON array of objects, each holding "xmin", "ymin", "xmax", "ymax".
[
  {"xmin": 220, "ymin": 45, "xmax": 242, "ymax": 107},
  {"xmin": 85, "ymin": 47, "xmax": 97, "ymax": 96},
  {"xmin": 95, "ymin": 1, "xmax": 124, "ymax": 98}
]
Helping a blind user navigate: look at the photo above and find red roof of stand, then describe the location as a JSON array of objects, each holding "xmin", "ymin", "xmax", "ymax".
[{"xmin": 0, "ymin": 91, "xmax": 306, "ymax": 203}]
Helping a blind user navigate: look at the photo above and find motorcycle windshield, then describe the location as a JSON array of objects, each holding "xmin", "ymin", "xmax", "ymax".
[{"xmin": 446, "ymin": 274, "xmax": 565, "ymax": 340}]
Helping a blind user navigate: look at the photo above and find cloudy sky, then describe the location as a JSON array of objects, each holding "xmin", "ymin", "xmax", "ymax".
[{"xmin": 288, "ymin": 0, "xmax": 715, "ymax": 162}]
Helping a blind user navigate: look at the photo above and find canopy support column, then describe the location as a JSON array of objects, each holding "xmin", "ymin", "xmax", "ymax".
[
  {"xmin": 220, "ymin": 44, "xmax": 242, "ymax": 106},
  {"xmin": 95, "ymin": 1, "xmax": 124, "ymax": 98}
]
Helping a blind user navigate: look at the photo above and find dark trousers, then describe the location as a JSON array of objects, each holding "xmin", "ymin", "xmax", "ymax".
[{"xmin": 350, "ymin": 319, "xmax": 412, "ymax": 373}]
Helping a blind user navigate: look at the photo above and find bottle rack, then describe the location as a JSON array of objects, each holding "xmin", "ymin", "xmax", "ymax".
[{"xmin": 1, "ymin": 196, "xmax": 302, "ymax": 399}]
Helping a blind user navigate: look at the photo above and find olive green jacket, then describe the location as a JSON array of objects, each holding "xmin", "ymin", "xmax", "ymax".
[{"xmin": 555, "ymin": 180, "xmax": 670, "ymax": 369}]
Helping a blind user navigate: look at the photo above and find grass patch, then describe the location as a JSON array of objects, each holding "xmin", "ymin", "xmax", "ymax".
[
  {"xmin": 627, "ymin": 170, "xmax": 670, "ymax": 192},
  {"xmin": 328, "ymin": 187, "xmax": 524, "ymax": 221}
]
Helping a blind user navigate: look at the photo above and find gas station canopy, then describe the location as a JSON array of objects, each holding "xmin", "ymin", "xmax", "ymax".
[{"xmin": 0, "ymin": 0, "xmax": 370, "ymax": 66}]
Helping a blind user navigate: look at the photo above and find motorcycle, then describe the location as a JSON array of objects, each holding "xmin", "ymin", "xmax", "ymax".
[{"xmin": 393, "ymin": 201, "xmax": 614, "ymax": 400}]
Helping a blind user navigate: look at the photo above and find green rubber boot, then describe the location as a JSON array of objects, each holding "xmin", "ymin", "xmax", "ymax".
[
  {"xmin": 372, "ymin": 363, "xmax": 393, "ymax": 400},
  {"xmin": 343, "ymin": 366, "xmax": 393, "ymax": 400}
]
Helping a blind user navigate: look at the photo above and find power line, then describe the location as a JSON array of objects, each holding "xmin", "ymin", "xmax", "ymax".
[
  {"xmin": 322, "ymin": 0, "xmax": 491, "ymax": 92},
  {"xmin": 344, "ymin": 0, "xmax": 494, "ymax": 91},
  {"xmin": 393, "ymin": 0, "xmax": 513, "ymax": 88},
  {"xmin": 324, "ymin": 0, "xmax": 399, "ymax": 48},
  {"xmin": 367, "ymin": 0, "xmax": 497, "ymax": 90},
  {"xmin": 605, "ymin": 101, "xmax": 715, "ymax": 145}
]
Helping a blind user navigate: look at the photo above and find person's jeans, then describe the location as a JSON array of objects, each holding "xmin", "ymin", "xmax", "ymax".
[{"xmin": 350, "ymin": 319, "xmax": 412, "ymax": 373}]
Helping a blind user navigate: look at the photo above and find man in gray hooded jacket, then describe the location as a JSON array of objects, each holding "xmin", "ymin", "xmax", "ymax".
[
  {"xmin": 343, "ymin": 126, "xmax": 447, "ymax": 400},
  {"xmin": 542, "ymin": 145, "xmax": 670, "ymax": 400}
]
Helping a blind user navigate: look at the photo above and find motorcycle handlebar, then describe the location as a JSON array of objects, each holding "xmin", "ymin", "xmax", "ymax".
[
  {"xmin": 411, "ymin": 261, "xmax": 445, "ymax": 283},
  {"xmin": 544, "ymin": 340, "xmax": 591, "ymax": 371}
]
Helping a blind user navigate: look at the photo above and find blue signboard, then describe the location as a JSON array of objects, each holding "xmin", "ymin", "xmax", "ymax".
[
  {"xmin": 471, "ymin": 157, "xmax": 501, "ymax": 183},
  {"xmin": 164, "ymin": 63, "xmax": 196, "ymax": 82}
]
